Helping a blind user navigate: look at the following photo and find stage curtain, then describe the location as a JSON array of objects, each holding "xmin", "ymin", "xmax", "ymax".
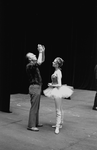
[{"xmin": 3, "ymin": 1, "xmax": 97, "ymax": 93}]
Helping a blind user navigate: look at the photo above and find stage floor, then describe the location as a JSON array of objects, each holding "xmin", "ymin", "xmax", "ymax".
[{"xmin": 0, "ymin": 90, "xmax": 97, "ymax": 150}]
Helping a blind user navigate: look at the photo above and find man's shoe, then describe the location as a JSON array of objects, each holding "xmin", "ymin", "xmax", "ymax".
[
  {"xmin": 36, "ymin": 124, "xmax": 43, "ymax": 127},
  {"xmin": 65, "ymin": 97, "xmax": 71, "ymax": 100},
  {"xmin": 93, "ymin": 107, "xmax": 97, "ymax": 110},
  {"xmin": 27, "ymin": 127, "xmax": 39, "ymax": 131}
]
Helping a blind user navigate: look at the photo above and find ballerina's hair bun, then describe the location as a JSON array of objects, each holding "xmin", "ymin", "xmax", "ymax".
[{"xmin": 54, "ymin": 57, "xmax": 64, "ymax": 67}]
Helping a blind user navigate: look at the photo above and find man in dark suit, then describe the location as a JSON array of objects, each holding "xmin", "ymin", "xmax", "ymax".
[{"xmin": 93, "ymin": 64, "xmax": 97, "ymax": 110}]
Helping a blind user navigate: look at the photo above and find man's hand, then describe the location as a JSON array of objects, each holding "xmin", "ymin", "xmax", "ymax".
[{"xmin": 38, "ymin": 44, "xmax": 45, "ymax": 52}]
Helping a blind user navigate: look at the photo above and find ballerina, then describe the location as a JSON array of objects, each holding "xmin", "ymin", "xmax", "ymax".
[{"xmin": 43, "ymin": 57, "xmax": 74, "ymax": 134}]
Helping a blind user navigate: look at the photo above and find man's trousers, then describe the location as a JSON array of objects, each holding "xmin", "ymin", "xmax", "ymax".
[{"xmin": 28, "ymin": 84, "xmax": 41, "ymax": 128}]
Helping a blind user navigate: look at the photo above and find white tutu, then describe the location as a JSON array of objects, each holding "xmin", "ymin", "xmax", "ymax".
[{"xmin": 43, "ymin": 84, "xmax": 74, "ymax": 99}]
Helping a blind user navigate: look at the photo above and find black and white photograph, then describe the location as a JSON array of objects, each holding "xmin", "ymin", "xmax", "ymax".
[{"xmin": 0, "ymin": 1, "xmax": 97, "ymax": 150}]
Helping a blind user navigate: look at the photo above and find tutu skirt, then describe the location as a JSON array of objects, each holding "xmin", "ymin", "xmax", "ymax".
[{"xmin": 43, "ymin": 85, "xmax": 74, "ymax": 99}]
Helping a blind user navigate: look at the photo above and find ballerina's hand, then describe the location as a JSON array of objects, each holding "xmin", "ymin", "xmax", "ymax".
[
  {"xmin": 48, "ymin": 83, "xmax": 59, "ymax": 87},
  {"xmin": 48, "ymin": 83, "xmax": 52, "ymax": 86}
]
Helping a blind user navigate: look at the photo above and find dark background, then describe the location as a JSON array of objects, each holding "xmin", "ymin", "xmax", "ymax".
[{"xmin": 0, "ymin": 1, "xmax": 97, "ymax": 97}]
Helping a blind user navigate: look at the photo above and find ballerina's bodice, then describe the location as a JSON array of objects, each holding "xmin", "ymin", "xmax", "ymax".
[{"xmin": 51, "ymin": 75, "xmax": 58, "ymax": 84}]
